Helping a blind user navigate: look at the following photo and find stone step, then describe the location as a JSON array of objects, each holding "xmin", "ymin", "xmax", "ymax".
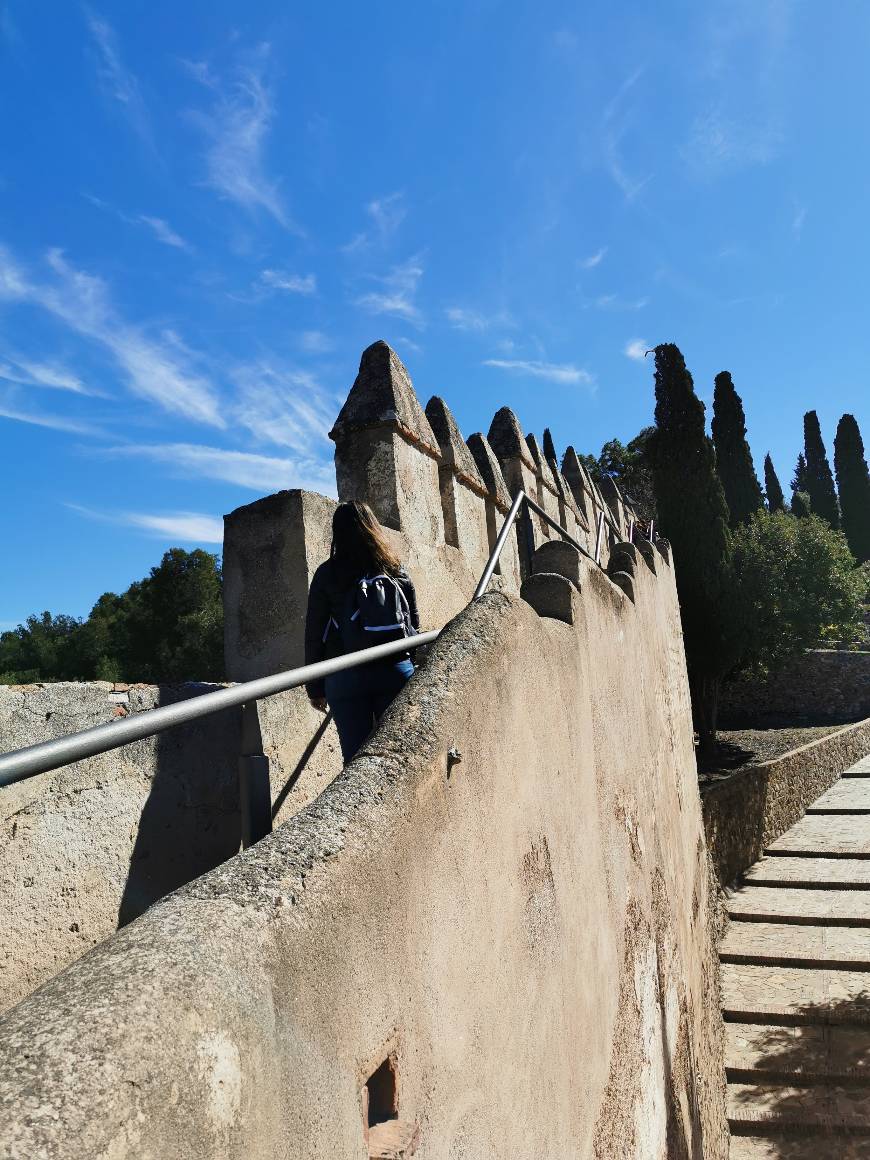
[
  {"xmin": 729, "ymin": 1135, "xmax": 870, "ymax": 1159},
  {"xmin": 766, "ymin": 816, "xmax": 870, "ymax": 858},
  {"xmin": 721, "ymin": 963, "xmax": 870, "ymax": 1025},
  {"xmin": 726, "ymin": 1021, "xmax": 870, "ymax": 1082},
  {"xmin": 843, "ymin": 757, "xmax": 870, "ymax": 777},
  {"xmin": 721, "ymin": 922, "xmax": 870, "ymax": 970},
  {"xmin": 727, "ymin": 886, "xmax": 870, "ymax": 926},
  {"xmin": 728, "ymin": 1081, "xmax": 870, "ymax": 1137},
  {"xmin": 809, "ymin": 780, "xmax": 870, "ymax": 812},
  {"xmin": 744, "ymin": 857, "xmax": 870, "ymax": 889}
]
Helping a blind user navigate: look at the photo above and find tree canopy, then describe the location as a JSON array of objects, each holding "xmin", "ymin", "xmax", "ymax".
[
  {"xmin": 803, "ymin": 410, "xmax": 841, "ymax": 528},
  {"xmin": 578, "ymin": 427, "xmax": 657, "ymax": 523},
  {"xmin": 711, "ymin": 371, "xmax": 764, "ymax": 525},
  {"xmin": 732, "ymin": 511, "xmax": 867, "ymax": 678},
  {"xmin": 763, "ymin": 454, "xmax": 786, "ymax": 513},
  {"xmin": 0, "ymin": 548, "xmax": 224, "ymax": 685},
  {"xmin": 650, "ymin": 343, "xmax": 736, "ymax": 750},
  {"xmin": 834, "ymin": 413, "xmax": 870, "ymax": 564}
]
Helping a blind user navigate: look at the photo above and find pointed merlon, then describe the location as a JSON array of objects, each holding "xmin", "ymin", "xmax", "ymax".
[
  {"xmin": 425, "ymin": 396, "xmax": 487, "ymax": 496},
  {"xmin": 467, "ymin": 433, "xmax": 512, "ymax": 512},
  {"xmin": 488, "ymin": 407, "xmax": 535, "ymax": 471},
  {"xmin": 598, "ymin": 474, "xmax": 623, "ymax": 515},
  {"xmin": 543, "ymin": 428, "xmax": 559, "ymax": 468},
  {"xmin": 329, "ymin": 340, "xmax": 440, "ymax": 459},
  {"xmin": 526, "ymin": 434, "xmax": 561, "ymax": 497},
  {"xmin": 562, "ymin": 446, "xmax": 591, "ymax": 511}
]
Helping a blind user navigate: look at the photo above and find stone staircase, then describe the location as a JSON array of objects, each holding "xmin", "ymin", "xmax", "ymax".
[{"xmin": 721, "ymin": 755, "xmax": 870, "ymax": 1158}]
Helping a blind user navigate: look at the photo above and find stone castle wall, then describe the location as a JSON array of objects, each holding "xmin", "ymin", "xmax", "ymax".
[
  {"xmin": 721, "ymin": 649, "xmax": 870, "ymax": 724},
  {"xmin": 0, "ymin": 342, "xmax": 727, "ymax": 1158}
]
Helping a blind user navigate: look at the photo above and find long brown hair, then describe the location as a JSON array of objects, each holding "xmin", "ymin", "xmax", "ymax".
[{"xmin": 330, "ymin": 501, "xmax": 402, "ymax": 578}]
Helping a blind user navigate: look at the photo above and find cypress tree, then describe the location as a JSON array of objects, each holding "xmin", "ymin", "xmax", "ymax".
[
  {"xmin": 651, "ymin": 344, "xmax": 736, "ymax": 753},
  {"xmin": 803, "ymin": 411, "xmax": 840, "ymax": 528},
  {"xmin": 763, "ymin": 454, "xmax": 786, "ymax": 512},
  {"xmin": 711, "ymin": 371, "xmax": 764, "ymax": 525},
  {"xmin": 792, "ymin": 491, "xmax": 812, "ymax": 519},
  {"xmin": 792, "ymin": 452, "xmax": 808, "ymax": 495},
  {"xmin": 834, "ymin": 413, "xmax": 870, "ymax": 563}
]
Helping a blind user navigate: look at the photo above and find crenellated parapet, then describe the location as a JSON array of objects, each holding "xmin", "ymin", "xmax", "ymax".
[{"xmin": 223, "ymin": 340, "xmax": 648, "ymax": 676}]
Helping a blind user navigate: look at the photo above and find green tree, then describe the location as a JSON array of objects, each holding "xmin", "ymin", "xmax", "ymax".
[
  {"xmin": 650, "ymin": 343, "xmax": 737, "ymax": 752},
  {"xmin": 733, "ymin": 511, "xmax": 867, "ymax": 678},
  {"xmin": 579, "ymin": 428, "xmax": 657, "ymax": 522},
  {"xmin": 0, "ymin": 548, "xmax": 224, "ymax": 685},
  {"xmin": 791, "ymin": 451, "xmax": 808, "ymax": 496},
  {"xmin": 834, "ymin": 413, "xmax": 870, "ymax": 564},
  {"xmin": 791, "ymin": 491, "xmax": 812, "ymax": 519},
  {"xmin": 763, "ymin": 454, "xmax": 786, "ymax": 513},
  {"xmin": 803, "ymin": 410, "xmax": 840, "ymax": 528},
  {"xmin": 711, "ymin": 371, "xmax": 764, "ymax": 525}
]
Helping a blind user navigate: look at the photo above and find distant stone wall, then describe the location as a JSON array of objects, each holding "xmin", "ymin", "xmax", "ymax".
[
  {"xmin": 721, "ymin": 650, "xmax": 870, "ymax": 724},
  {"xmin": 702, "ymin": 718, "xmax": 870, "ymax": 889},
  {"xmin": 0, "ymin": 681, "xmax": 341, "ymax": 1013}
]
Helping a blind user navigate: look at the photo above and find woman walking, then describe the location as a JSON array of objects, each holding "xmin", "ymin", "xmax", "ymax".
[{"xmin": 304, "ymin": 501, "xmax": 420, "ymax": 762}]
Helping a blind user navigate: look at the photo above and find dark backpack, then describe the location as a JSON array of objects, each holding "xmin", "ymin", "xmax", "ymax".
[{"xmin": 338, "ymin": 573, "xmax": 416, "ymax": 651}]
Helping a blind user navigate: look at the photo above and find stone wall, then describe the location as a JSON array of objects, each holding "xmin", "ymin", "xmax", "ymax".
[
  {"xmin": 702, "ymin": 717, "xmax": 870, "ymax": 890},
  {"xmin": 0, "ymin": 534, "xmax": 728, "ymax": 1159},
  {"xmin": 0, "ymin": 681, "xmax": 341, "ymax": 1013},
  {"xmin": 721, "ymin": 649, "xmax": 870, "ymax": 724}
]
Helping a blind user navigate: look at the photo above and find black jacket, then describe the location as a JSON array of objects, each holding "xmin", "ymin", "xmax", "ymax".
[{"xmin": 303, "ymin": 560, "xmax": 420, "ymax": 699}]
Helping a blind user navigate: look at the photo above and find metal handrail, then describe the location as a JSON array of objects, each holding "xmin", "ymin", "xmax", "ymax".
[{"xmin": 0, "ymin": 489, "xmax": 612, "ymax": 799}]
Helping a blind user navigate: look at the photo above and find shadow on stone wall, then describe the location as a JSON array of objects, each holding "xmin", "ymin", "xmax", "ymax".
[
  {"xmin": 271, "ymin": 710, "xmax": 333, "ymax": 822},
  {"xmin": 117, "ymin": 686, "xmax": 241, "ymax": 928}
]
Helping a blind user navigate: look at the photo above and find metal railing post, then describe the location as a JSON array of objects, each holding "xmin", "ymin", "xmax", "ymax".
[
  {"xmin": 239, "ymin": 701, "xmax": 272, "ymax": 849},
  {"xmin": 648, "ymin": 519, "xmax": 655, "ymax": 543},
  {"xmin": 628, "ymin": 518, "xmax": 635, "ymax": 543},
  {"xmin": 594, "ymin": 511, "xmax": 605, "ymax": 564}
]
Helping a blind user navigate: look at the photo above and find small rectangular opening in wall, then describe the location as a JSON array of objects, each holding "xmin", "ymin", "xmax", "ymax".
[{"xmin": 366, "ymin": 1056, "xmax": 398, "ymax": 1128}]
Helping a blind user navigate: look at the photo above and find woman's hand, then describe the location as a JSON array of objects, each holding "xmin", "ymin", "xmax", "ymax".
[{"xmin": 309, "ymin": 696, "xmax": 328, "ymax": 713}]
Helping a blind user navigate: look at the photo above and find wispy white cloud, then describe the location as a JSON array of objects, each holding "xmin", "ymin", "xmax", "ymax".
[
  {"xmin": 0, "ymin": 400, "xmax": 101, "ymax": 436},
  {"xmin": 342, "ymin": 191, "xmax": 406, "ymax": 253},
  {"xmin": 582, "ymin": 293, "xmax": 649, "ymax": 311},
  {"xmin": 259, "ymin": 269, "xmax": 316, "ymax": 294},
  {"xmin": 83, "ymin": 8, "xmax": 153, "ymax": 148},
  {"xmin": 483, "ymin": 358, "xmax": 594, "ymax": 387},
  {"xmin": 190, "ymin": 46, "xmax": 292, "ymax": 229},
  {"xmin": 298, "ymin": 330, "xmax": 332, "ymax": 354},
  {"xmin": 792, "ymin": 201, "xmax": 807, "ymax": 238},
  {"xmin": 0, "ymin": 245, "xmax": 224, "ymax": 426},
  {"xmin": 602, "ymin": 69, "xmax": 652, "ymax": 201},
  {"xmin": 138, "ymin": 215, "xmax": 190, "ymax": 251},
  {"xmin": 230, "ymin": 361, "xmax": 335, "ymax": 457},
  {"xmin": 682, "ymin": 1, "xmax": 790, "ymax": 177},
  {"xmin": 579, "ymin": 248, "xmax": 607, "ymax": 269},
  {"xmin": 0, "ymin": 355, "xmax": 98, "ymax": 395},
  {"xmin": 624, "ymin": 339, "xmax": 650, "ymax": 361},
  {"xmin": 356, "ymin": 256, "xmax": 424, "ymax": 324},
  {"xmin": 445, "ymin": 306, "xmax": 514, "ymax": 332},
  {"xmin": 98, "ymin": 442, "xmax": 335, "ymax": 494},
  {"xmin": 68, "ymin": 502, "xmax": 224, "ymax": 544},
  {"xmin": 84, "ymin": 195, "xmax": 192, "ymax": 252}
]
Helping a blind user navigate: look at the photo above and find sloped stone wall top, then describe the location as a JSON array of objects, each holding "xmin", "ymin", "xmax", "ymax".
[
  {"xmin": 488, "ymin": 407, "xmax": 535, "ymax": 472},
  {"xmin": 425, "ymin": 396, "xmax": 487, "ymax": 496},
  {"xmin": 329, "ymin": 340, "xmax": 440, "ymax": 459},
  {"xmin": 467, "ymin": 434, "xmax": 512, "ymax": 513},
  {"xmin": 526, "ymin": 433, "xmax": 561, "ymax": 498}
]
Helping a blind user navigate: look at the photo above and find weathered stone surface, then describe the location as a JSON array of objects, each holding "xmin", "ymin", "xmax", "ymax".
[
  {"xmin": 0, "ymin": 561, "xmax": 727, "ymax": 1160},
  {"xmin": 0, "ymin": 681, "xmax": 342, "ymax": 1014},
  {"xmin": 634, "ymin": 536, "xmax": 657, "ymax": 574},
  {"xmin": 223, "ymin": 488, "xmax": 336, "ymax": 678},
  {"xmin": 727, "ymin": 885, "xmax": 870, "ymax": 925},
  {"xmin": 702, "ymin": 718, "xmax": 870, "ymax": 889},
  {"xmin": 531, "ymin": 539, "xmax": 585, "ymax": 590},
  {"xmin": 744, "ymin": 856, "xmax": 870, "ymax": 887},
  {"xmin": 722, "ymin": 649, "xmax": 870, "ymax": 725},
  {"xmin": 610, "ymin": 571, "xmax": 635, "ymax": 602},
  {"xmin": 722, "ymin": 921, "xmax": 870, "ymax": 967},
  {"xmin": 520, "ymin": 572, "xmax": 577, "ymax": 624},
  {"xmin": 330, "ymin": 340, "xmax": 439, "ymax": 457},
  {"xmin": 487, "ymin": 406, "xmax": 533, "ymax": 468},
  {"xmin": 722, "ymin": 962, "xmax": 870, "ymax": 1021},
  {"xmin": 424, "ymin": 396, "xmax": 485, "ymax": 493},
  {"xmin": 768, "ymin": 815, "xmax": 870, "ymax": 857},
  {"xmin": 809, "ymin": 777, "xmax": 870, "ymax": 811},
  {"xmin": 368, "ymin": 1119, "xmax": 420, "ymax": 1159},
  {"xmin": 466, "ymin": 433, "xmax": 512, "ymax": 512}
]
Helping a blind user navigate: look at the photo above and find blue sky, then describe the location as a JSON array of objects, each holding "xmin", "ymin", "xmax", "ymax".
[{"xmin": 1, "ymin": 0, "xmax": 868, "ymax": 626}]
